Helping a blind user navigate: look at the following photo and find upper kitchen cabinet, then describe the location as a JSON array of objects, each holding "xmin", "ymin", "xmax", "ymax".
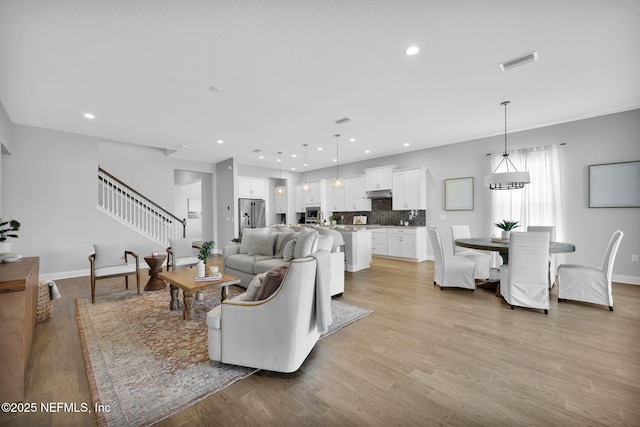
[
  {"xmin": 326, "ymin": 180, "xmax": 346, "ymax": 212},
  {"xmin": 238, "ymin": 176, "xmax": 266, "ymax": 199},
  {"xmin": 294, "ymin": 185, "xmax": 306, "ymax": 212},
  {"xmin": 305, "ymin": 180, "xmax": 326, "ymax": 206},
  {"xmin": 274, "ymin": 187, "xmax": 287, "ymax": 214},
  {"xmin": 364, "ymin": 165, "xmax": 396, "ymax": 191},
  {"xmin": 392, "ymin": 167, "xmax": 427, "ymax": 210},
  {"xmin": 344, "ymin": 176, "xmax": 372, "ymax": 211}
]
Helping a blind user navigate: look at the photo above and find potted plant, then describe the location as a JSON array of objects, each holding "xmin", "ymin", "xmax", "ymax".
[
  {"xmin": 231, "ymin": 236, "xmax": 242, "ymax": 244},
  {"xmin": 329, "ymin": 215, "xmax": 338, "ymax": 226},
  {"xmin": 0, "ymin": 218, "xmax": 20, "ymax": 253},
  {"xmin": 495, "ymin": 219, "xmax": 519, "ymax": 239},
  {"xmin": 197, "ymin": 241, "xmax": 215, "ymax": 277}
]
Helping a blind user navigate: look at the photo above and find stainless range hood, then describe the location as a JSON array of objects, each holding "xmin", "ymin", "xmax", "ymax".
[{"xmin": 365, "ymin": 190, "xmax": 393, "ymax": 199}]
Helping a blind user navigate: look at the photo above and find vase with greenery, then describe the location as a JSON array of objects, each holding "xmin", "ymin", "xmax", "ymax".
[
  {"xmin": 329, "ymin": 215, "xmax": 338, "ymax": 225},
  {"xmin": 495, "ymin": 219, "xmax": 519, "ymax": 239},
  {"xmin": 0, "ymin": 218, "xmax": 20, "ymax": 252},
  {"xmin": 196, "ymin": 241, "xmax": 215, "ymax": 277}
]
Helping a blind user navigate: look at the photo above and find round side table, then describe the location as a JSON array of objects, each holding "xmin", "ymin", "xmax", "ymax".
[{"xmin": 144, "ymin": 255, "xmax": 167, "ymax": 291}]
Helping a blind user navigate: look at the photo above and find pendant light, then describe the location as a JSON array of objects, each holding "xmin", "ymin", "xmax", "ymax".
[
  {"xmin": 332, "ymin": 134, "xmax": 343, "ymax": 188},
  {"xmin": 301, "ymin": 144, "xmax": 310, "ymax": 192},
  {"xmin": 275, "ymin": 152, "xmax": 285, "ymax": 196},
  {"xmin": 484, "ymin": 101, "xmax": 531, "ymax": 190}
]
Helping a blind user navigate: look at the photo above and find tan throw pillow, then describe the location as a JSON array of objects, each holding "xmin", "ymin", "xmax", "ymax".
[
  {"xmin": 255, "ymin": 264, "xmax": 290, "ymax": 301},
  {"xmin": 293, "ymin": 228, "xmax": 319, "ymax": 259},
  {"xmin": 275, "ymin": 232, "xmax": 296, "ymax": 258},
  {"xmin": 94, "ymin": 244, "xmax": 126, "ymax": 269}
]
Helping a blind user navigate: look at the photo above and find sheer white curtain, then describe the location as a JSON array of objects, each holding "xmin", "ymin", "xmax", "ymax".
[{"xmin": 490, "ymin": 144, "xmax": 564, "ymax": 239}]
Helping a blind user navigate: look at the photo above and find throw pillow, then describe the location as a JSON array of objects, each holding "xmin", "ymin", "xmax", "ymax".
[
  {"xmin": 316, "ymin": 234, "xmax": 334, "ymax": 252},
  {"xmin": 239, "ymin": 228, "xmax": 269, "ymax": 254},
  {"xmin": 293, "ymin": 228, "xmax": 319, "ymax": 259},
  {"xmin": 248, "ymin": 233, "xmax": 277, "ymax": 256},
  {"xmin": 93, "ymin": 244, "xmax": 126, "ymax": 269},
  {"xmin": 275, "ymin": 232, "xmax": 296, "ymax": 258},
  {"xmin": 282, "ymin": 239, "xmax": 296, "ymax": 262},
  {"xmin": 255, "ymin": 264, "xmax": 290, "ymax": 301},
  {"xmin": 243, "ymin": 272, "xmax": 267, "ymax": 301},
  {"xmin": 169, "ymin": 238, "xmax": 193, "ymax": 258}
]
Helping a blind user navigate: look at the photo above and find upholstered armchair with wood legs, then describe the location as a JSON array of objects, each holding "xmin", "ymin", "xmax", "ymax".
[{"xmin": 89, "ymin": 244, "xmax": 140, "ymax": 303}]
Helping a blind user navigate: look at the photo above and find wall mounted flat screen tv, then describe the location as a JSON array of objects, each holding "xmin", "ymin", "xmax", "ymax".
[{"xmin": 589, "ymin": 160, "xmax": 640, "ymax": 208}]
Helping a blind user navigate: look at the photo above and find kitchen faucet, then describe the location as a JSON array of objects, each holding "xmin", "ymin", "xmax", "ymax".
[{"xmin": 317, "ymin": 211, "xmax": 324, "ymax": 224}]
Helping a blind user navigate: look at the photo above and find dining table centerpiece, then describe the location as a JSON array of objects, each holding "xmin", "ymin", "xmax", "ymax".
[{"xmin": 495, "ymin": 219, "xmax": 519, "ymax": 240}]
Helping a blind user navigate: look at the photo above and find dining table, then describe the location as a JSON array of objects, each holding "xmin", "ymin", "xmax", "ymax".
[{"xmin": 455, "ymin": 237, "xmax": 576, "ymax": 295}]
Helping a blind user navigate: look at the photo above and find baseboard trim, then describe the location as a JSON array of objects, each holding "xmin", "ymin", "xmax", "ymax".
[{"xmin": 613, "ymin": 274, "xmax": 640, "ymax": 285}]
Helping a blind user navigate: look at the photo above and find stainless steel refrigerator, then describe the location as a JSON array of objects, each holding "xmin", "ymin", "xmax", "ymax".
[{"xmin": 238, "ymin": 198, "xmax": 266, "ymax": 236}]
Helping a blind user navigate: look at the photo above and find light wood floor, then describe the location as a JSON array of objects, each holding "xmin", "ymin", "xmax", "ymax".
[{"xmin": 2, "ymin": 256, "xmax": 639, "ymax": 426}]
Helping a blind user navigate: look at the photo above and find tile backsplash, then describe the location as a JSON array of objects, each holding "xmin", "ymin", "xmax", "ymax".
[{"xmin": 331, "ymin": 198, "xmax": 426, "ymax": 226}]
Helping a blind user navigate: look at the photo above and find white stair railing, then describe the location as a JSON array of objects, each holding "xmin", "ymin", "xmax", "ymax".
[{"xmin": 97, "ymin": 167, "xmax": 186, "ymax": 246}]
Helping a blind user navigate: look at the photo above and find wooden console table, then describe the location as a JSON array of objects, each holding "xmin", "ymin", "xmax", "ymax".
[{"xmin": 0, "ymin": 257, "xmax": 39, "ymax": 403}]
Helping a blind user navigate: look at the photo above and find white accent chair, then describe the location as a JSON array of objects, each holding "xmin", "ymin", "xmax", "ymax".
[
  {"xmin": 207, "ymin": 256, "xmax": 321, "ymax": 372},
  {"xmin": 451, "ymin": 225, "xmax": 491, "ymax": 279},
  {"xmin": 527, "ymin": 225, "xmax": 557, "ymax": 288},
  {"xmin": 166, "ymin": 238, "xmax": 201, "ymax": 271},
  {"xmin": 428, "ymin": 227, "xmax": 475, "ymax": 291},
  {"xmin": 89, "ymin": 244, "xmax": 140, "ymax": 303},
  {"xmin": 500, "ymin": 231, "xmax": 550, "ymax": 314},
  {"xmin": 557, "ymin": 230, "xmax": 623, "ymax": 311}
]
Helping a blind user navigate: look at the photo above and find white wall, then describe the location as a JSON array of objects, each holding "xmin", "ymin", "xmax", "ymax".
[
  {"xmin": 0, "ymin": 100, "xmax": 13, "ymax": 215},
  {"xmin": 2, "ymin": 125, "xmax": 215, "ymax": 278}
]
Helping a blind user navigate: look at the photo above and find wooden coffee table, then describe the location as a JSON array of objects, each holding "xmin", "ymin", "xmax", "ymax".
[{"xmin": 158, "ymin": 269, "xmax": 241, "ymax": 320}]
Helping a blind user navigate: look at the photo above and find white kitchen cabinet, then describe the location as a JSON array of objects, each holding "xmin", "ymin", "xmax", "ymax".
[
  {"xmin": 392, "ymin": 167, "xmax": 427, "ymax": 210},
  {"xmin": 326, "ymin": 180, "xmax": 346, "ymax": 212},
  {"xmin": 371, "ymin": 228, "xmax": 388, "ymax": 255},
  {"xmin": 294, "ymin": 185, "xmax": 306, "ymax": 212},
  {"xmin": 386, "ymin": 227, "xmax": 427, "ymax": 261},
  {"xmin": 304, "ymin": 180, "xmax": 325, "ymax": 206},
  {"xmin": 238, "ymin": 176, "xmax": 266, "ymax": 199},
  {"xmin": 344, "ymin": 176, "xmax": 371, "ymax": 211},
  {"xmin": 274, "ymin": 189, "xmax": 287, "ymax": 214},
  {"xmin": 339, "ymin": 229, "xmax": 372, "ymax": 272},
  {"xmin": 364, "ymin": 165, "xmax": 395, "ymax": 191}
]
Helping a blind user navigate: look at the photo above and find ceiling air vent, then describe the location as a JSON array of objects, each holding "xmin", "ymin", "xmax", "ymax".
[
  {"xmin": 335, "ymin": 117, "xmax": 351, "ymax": 125},
  {"xmin": 252, "ymin": 149, "xmax": 262, "ymax": 153},
  {"xmin": 499, "ymin": 51, "xmax": 539, "ymax": 71}
]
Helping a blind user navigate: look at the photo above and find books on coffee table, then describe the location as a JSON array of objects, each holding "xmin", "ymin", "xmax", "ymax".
[{"xmin": 195, "ymin": 273, "xmax": 223, "ymax": 282}]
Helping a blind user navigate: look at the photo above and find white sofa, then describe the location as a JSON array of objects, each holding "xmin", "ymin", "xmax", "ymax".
[
  {"xmin": 207, "ymin": 256, "xmax": 321, "ymax": 372},
  {"xmin": 223, "ymin": 227, "xmax": 345, "ymax": 297}
]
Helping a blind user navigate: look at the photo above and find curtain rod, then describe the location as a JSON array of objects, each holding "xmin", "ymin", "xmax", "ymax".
[{"xmin": 486, "ymin": 142, "xmax": 566, "ymax": 156}]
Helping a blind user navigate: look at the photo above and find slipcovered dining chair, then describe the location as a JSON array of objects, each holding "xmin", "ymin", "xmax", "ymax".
[
  {"xmin": 89, "ymin": 244, "xmax": 140, "ymax": 303},
  {"xmin": 500, "ymin": 231, "xmax": 550, "ymax": 314},
  {"xmin": 527, "ymin": 225, "xmax": 557, "ymax": 288},
  {"xmin": 557, "ymin": 230, "xmax": 623, "ymax": 311},
  {"xmin": 166, "ymin": 238, "xmax": 201, "ymax": 271},
  {"xmin": 451, "ymin": 225, "xmax": 491, "ymax": 280},
  {"xmin": 428, "ymin": 227, "xmax": 475, "ymax": 291}
]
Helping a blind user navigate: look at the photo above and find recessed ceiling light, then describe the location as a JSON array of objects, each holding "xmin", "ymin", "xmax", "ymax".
[
  {"xmin": 290, "ymin": 167, "xmax": 296, "ymax": 170},
  {"xmin": 180, "ymin": 144, "xmax": 188, "ymax": 148},
  {"xmin": 83, "ymin": 113, "xmax": 95, "ymax": 119},
  {"xmin": 291, "ymin": 154, "xmax": 297, "ymax": 158},
  {"xmin": 258, "ymin": 155, "xmax": 264, "ymax": 159},
  {"xmin": 364, "ymin": 150, "xmax": 370, "ymax": 153},
  {"xmin": 216, "ymin": 139, "xmax": 224, "ymax": 144},
  {"xmin": 405, "ymin": 46, "xmax": 420, "ymax": 56},
  {"xmin": 404, "ymin": 142, "xmax": 411, "ymax": 147},
  {"xmin": 317, "ymin": 147, "xmax": 323, "ymax": 151},
  {"xmin": 349, "ymin": 138, "xmax": 356, "ymax": 142},
  {"xmin": 303, "ymin": 163, "xmax": 308, "ymax": 167},
  {"xmin": 333, "ymin": 158, "xmax": 337, "ymax": 162}
]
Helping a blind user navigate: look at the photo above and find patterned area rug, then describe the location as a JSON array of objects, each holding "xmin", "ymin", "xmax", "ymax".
[{"xmin": 76, "ymin": 286, "xmax": 371, "ymax": 427}]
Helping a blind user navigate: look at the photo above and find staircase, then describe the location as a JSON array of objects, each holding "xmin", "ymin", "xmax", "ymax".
[{"xmin": 96, "ymin": 167, "xmax": 186, "ymax": 246}]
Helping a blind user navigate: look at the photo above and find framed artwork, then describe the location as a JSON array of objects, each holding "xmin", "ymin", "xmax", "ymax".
[
  {"xmin": 589, "ymin": 160, "xmax": 640, "ymax": 208},
  {"xmin": 188, "ymin": 198, "xmax": 202, "ymax": 218},
  {"xmin": 445, "ymin": 177, "xmax": 474, "ymax": 211}
]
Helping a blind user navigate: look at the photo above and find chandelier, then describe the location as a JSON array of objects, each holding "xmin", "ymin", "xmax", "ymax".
[{"xmin": 484, "ymin": 101, "xmax": 531, "ymax": 190}]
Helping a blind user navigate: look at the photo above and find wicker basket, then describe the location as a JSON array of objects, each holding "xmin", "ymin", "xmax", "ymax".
[{"xmin": 37, "ymin": 280, "xmax": 53, "ymax": 322}]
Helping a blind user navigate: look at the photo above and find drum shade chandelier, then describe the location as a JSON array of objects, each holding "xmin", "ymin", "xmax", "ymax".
[{"xmin": 484, "ymin": 101, "xmax": 531, "ymax": 190}]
